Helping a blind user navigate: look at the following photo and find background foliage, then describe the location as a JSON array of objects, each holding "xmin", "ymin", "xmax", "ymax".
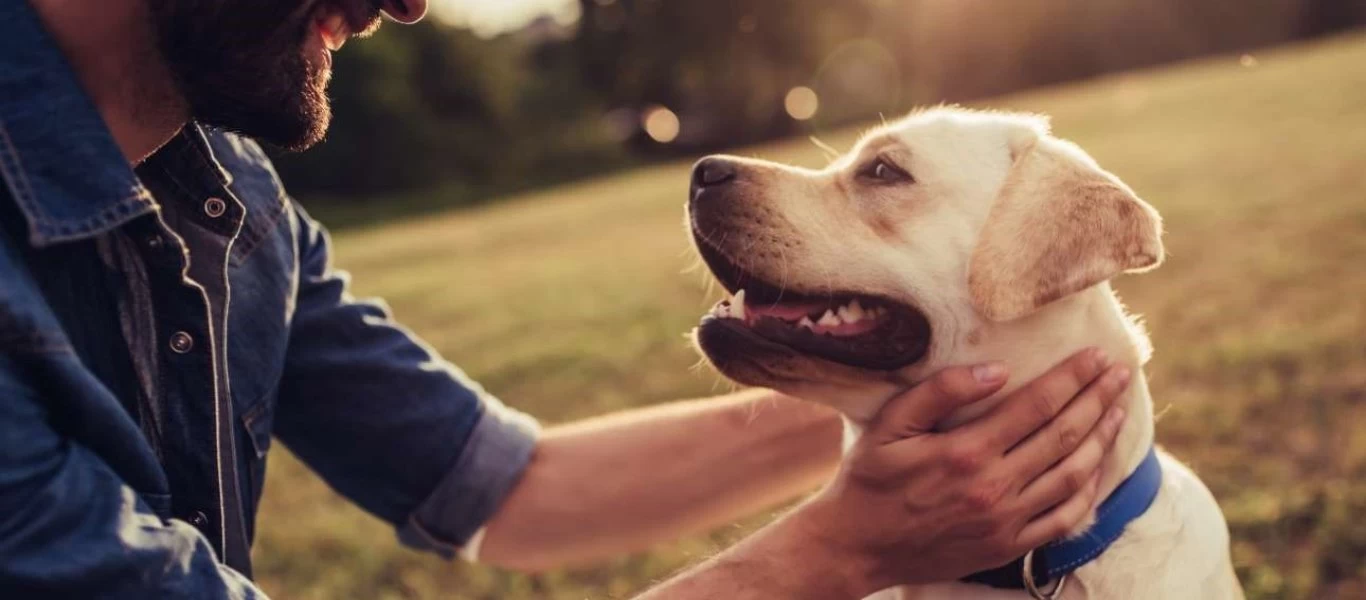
[{"xmin": 272, "ymin": 0, "xmax": 1366, "ymax": 225}]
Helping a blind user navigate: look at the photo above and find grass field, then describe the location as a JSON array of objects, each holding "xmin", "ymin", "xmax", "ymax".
[{"xmin": 252, "ymin": 33, "xmax": 1366, "ymax": 600}]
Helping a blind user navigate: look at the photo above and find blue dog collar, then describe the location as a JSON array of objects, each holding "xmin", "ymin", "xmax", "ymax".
[{"xmin": 963, "ymin": 446, "xmax": 1163, "ymax": 591}]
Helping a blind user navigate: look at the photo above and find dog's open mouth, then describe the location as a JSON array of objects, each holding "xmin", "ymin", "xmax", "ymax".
[{"xmin": 695, "ymin": 237, "xmax": 931, "ymax": 371}]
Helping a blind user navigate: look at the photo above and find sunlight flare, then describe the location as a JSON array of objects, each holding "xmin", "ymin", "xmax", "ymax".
[
  {"xmin": 643, "ymin": 106, "xmax": 680, "ymax": 143},
  {"xmin": 784, "ymin": 86, "xmax": 819, "ymax": 120}
]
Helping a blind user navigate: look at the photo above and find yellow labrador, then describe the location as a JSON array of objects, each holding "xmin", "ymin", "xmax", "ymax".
[{"xmin": 686, "ymin": 108, "xmax": 1242, "ymax": 599}]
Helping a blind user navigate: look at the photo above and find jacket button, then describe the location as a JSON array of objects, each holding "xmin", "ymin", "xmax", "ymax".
[
  {"xmin": 169, "ymin": 331, "xmax": 194, "ymax": 354},
  {"xmin": 188, "ymin": 511, "xmax": 209, "ymax": 529},
  {"xmin": 204, "ymin": 197, "xmax": 227, "ymax": 218},
  {"xmin": 146, "ymin": 234, "xmax": 164, "ymax": 250}
]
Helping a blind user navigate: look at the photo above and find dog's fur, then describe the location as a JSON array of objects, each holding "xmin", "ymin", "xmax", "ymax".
[{"xmin": 687, "ymin": 108, "xmax": 1242, "ymax": 599}]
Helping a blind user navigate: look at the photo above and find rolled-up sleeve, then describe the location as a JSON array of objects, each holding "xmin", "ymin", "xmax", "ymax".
[
  {"xmin": 274, "ymin": 204, "xmax": 538, "ymax": 556},
  {"xmin": 398, "ymin": 392, "xmax": 538, "ymax": 557}
]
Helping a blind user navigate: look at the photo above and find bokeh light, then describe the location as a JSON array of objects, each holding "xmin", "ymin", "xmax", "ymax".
[
  {"xmin": 642, "ymin": 106, "xmax": 680, "ymax": 143},
  {"xmin": 784, "ymin": 86, "xmax": 819, "ymax": 120}
]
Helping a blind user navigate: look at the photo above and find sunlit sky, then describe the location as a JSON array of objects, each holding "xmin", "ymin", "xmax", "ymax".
[{"xmin": 432, "ymin": 0, "xmax": 580, "ymax": 37}]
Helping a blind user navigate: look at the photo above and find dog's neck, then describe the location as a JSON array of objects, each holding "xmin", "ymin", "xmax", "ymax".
[
  {"xmin": 949, "ymin": 283, "xmax": 1156, "ymax": 516},
  {"xmin": 840, "ymin": 283, "xmax": 1156, "ymax": 527}
]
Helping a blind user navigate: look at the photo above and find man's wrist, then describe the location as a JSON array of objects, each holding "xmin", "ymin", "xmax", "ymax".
[
  {"xmin": 634, "ymin": 493, "xmax": 881, "ymax": 600},
  {"xmin": 781, "ymin": 497, "xmax": 882, "ymax": 599}
]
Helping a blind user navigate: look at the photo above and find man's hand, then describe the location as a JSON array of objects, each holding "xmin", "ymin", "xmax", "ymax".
[{"xmin": 791, "ymin": 348, "xmax": 1130, "ymax": 595}]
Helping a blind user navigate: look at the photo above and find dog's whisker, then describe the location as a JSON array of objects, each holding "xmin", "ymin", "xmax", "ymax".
[
  {"xmin": 687, "ymin": 354, "xmax": 710, "ymax": 374},
  {"xmin": 681, "ymin": 254, "xmax": 703, "ymax": 273},
  {"xmin": 809, "ymin": 136, "xmax": 841, "ymax": 163},
  {"xmin": 1154, "ymin": 402, "xmax": 1174, "ymax": 423}
]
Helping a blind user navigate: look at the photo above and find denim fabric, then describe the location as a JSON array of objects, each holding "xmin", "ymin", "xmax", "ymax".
[{"xmin": 0, "ymin": 1, "xmax": 539, "ymax": 597}]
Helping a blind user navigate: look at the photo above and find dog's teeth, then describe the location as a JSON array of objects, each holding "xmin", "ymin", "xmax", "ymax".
[
  {"xmin": 818, "ymin": 310, "xmax": 841, "ymax": 327},
  {"xmin": 733, "ymin": 289, "xmax": 747, "ymax": 320},
  {"xmin": 838, "ymin": 302, "xmax": 865, "ymax": 323},
  {"xmin": 721, "ymin": 301, "xmax": 740, "ymax": 319},
  {"xmin": 798, "ymin": 316, "xmax": 815, "ymax": 329}
]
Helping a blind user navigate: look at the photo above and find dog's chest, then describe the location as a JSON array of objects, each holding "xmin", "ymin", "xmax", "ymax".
[{"xmin": 861, "ymin": 453, "xmax": 1239, "ymax": 600}]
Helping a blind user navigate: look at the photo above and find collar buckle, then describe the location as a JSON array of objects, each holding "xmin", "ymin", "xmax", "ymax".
[{"xmin": 1022, "ymin": 548, "xmax": 1066, "ymax": 599}]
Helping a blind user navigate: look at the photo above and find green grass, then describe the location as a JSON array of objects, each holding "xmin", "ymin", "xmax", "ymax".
[{"xmin": 253, "ymin": 33, "xmax": 1366, "ymax": 600}]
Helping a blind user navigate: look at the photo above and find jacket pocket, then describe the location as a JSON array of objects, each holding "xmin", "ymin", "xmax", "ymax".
[
  {"xmin": 241, "ymin": 396, "xmax": 274, "ymax": 460},
  {"xmin": 238, "ymin": 393, "xmax": 276, "ymax": 536}
]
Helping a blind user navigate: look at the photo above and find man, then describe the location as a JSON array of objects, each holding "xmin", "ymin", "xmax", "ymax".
[{"xmin": 0, "ymin": 0, "xmax": 1131, "ymax": 598}]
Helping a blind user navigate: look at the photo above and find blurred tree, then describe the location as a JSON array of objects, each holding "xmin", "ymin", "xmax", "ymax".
[
  {"xmin": 270, "ymin": 0, "xmax": 1366, "ymax": 211},
  {"xmin": 1300, "ymin": 0, "xmax": 1366, "ymax": 36},
  {"xmin": 271, "ymin": 19, "xmax": 623, "ymax": 202},
  {"xmin": 573, "ymin": 0, "xmax": 879, "ymax": 151}
]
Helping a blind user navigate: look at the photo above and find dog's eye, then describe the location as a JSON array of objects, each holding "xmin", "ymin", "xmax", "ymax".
[{"xmin": 859, "ymin": 158, "xmax": 912, "ymax": 184}]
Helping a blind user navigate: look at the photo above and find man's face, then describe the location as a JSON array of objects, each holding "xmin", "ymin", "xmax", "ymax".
[{"xmin": 145, "ymin": 0, "xmax": 424, "ymax": 151}]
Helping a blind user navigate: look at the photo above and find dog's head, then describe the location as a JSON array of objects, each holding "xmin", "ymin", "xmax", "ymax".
[{"xmin": 688, "ymin": 108, "xmax": 1163, "ymax": 421}]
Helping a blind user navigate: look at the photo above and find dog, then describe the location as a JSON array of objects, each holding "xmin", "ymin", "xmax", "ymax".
[{"xmin": 685, "ymin": 107, "xmax": 1242, "ymax": 599}]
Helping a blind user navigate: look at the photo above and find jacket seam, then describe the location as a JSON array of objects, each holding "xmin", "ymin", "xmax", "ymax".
[{"xmin": 0, "ymin": 119, "xmax": 40, "ymax": 225}]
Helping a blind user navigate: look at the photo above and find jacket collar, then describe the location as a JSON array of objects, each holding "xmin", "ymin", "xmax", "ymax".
[{"xmin": 0, "ymin": 0, "xmax": 156, "ymax": 247}]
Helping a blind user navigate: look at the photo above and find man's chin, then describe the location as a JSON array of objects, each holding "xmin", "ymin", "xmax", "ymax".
[
  {"xmin": 265, "ymin": 59, "xmax": 333, "ymax": 151},
  {"xmin": 172, "ymin": 38, "xmax": 332, "ymax": 150},
  {"xmin": 258, "ymin": 110, "xmax": 330, "ymax": 152},
  {"xmin": 198, "ymin": 109, "xmax": 327, "ymax": 152},
  {"xmin": 147, "ymin": 0, "xmax": 338, "ymax": 151},
  {"xmin": 194, "ymin": 86, "xmax": 331, "ymax": 151}
]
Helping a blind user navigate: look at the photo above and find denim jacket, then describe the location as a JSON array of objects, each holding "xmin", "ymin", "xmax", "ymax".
[{"xmin": 0, "ymin": 2, "xmax": 539, "ymax": 597}]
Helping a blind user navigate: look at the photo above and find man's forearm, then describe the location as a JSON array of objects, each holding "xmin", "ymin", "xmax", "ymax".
[
  {"xmin": 478, "ymin": 388, "xmax": 843, "ymax": 571},
  {"xmin": 634, "ymin": 504, "xmax": 874, "ymax": 600}
]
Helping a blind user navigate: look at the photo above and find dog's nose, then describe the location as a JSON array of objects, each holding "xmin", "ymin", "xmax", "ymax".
[{"xmin": 692, "ymin": 157, "xmax": 738, "ymax": 190}]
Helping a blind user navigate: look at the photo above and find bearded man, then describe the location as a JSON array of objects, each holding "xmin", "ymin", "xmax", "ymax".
[{"xmin": 0, "ymin": 1, "xmax": 1129, "ymax": 597}]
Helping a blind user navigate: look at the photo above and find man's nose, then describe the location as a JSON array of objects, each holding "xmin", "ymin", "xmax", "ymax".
[
  {"xmin": 380, "ymin": 0, "xmax": 427, "ymax": 24},
  {"xmin": 691, "ymin": 156, "xmax": 739, "ymax": 193}
]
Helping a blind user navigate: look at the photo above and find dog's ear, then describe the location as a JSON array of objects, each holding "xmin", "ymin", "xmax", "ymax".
[{"xmin": 968, "ymin": 129, "xmax": 1163, "ymax": 322}]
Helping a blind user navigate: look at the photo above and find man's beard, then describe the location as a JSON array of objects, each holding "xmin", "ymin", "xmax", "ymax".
[{"xmin": 145, "ymin": 0, "xmax": 345, "ymax": 151}]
